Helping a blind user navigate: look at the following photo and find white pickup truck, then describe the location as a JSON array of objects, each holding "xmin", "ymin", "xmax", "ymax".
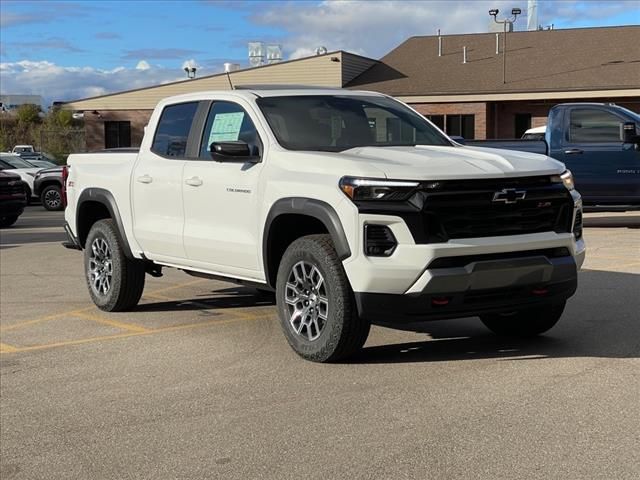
[{"xmin": 64, "ymin": 87, "xmax": 585, "ymax": 362}]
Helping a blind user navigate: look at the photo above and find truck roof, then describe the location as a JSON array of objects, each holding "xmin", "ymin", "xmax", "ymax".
[{"xmin": 159, "ymin": 87, "xmax": 386, "ymax": 105}]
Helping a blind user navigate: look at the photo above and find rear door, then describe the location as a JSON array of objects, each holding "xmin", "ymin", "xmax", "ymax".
[
  {"xmin": 131, "ymin": 101, "xmax": 199, "ymax": 261},
  {"xmin": 554, "ymin": 106, "xmax": 640, "ymax": 203},
  {"xmin": 182, "ymin": 99, "xmax": 266, "ymax": 278}
]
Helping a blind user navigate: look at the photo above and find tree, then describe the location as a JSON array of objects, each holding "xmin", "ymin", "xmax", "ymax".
[{"xmin": 16, "ymin": 104, "xmax": 41, "ymax": 125}]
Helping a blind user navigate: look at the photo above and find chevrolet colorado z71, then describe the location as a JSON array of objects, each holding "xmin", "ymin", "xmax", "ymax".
[{"xmin": 64, "ymin": 88, "xmax": 585, "ymax": 362}]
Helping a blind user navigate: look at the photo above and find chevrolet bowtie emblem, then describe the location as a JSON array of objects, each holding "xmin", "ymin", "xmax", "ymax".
[{"xmin": 492, "ymin": 188, "xmax": 526, "ymax": 204}]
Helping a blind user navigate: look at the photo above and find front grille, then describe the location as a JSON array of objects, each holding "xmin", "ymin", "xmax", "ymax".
[
  {"xmin": 0, "ymin": 180, "xmax": 25, "ymax": 196},
  {"xmin": 417, "ymin": 177, "xmax": 574, "ymax": 243}
]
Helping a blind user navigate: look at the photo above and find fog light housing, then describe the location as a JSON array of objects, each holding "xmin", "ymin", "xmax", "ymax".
[
  {"xmin": 364, "ymin": 225, "xmax": 397, "ymax": 257},
  {"xmin": 573, "ymin": 209, "xmax": 583, "ymax": 239}
]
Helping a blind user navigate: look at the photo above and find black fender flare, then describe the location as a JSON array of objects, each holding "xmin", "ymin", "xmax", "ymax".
[
  {"xmin": 262, "ymin": 197, "xmax": 351, "ymax": 286},
  {"xmin": 76, "ymin": 188, "xmax": 134, "ymax": 258}
]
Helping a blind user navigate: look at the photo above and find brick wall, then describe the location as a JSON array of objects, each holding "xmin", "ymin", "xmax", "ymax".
[
  {"xmin": 84, "ymin": 109, "xmax": 152, "ymax": 151},
  {"xmin": 410, "ymin": 102, "xmax": 488, "ymax": 139}
]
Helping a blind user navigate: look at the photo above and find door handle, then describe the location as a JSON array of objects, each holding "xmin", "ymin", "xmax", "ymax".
[
  {"xmin": 137, "ymin": 174, "xmax": 153, "ymax": 184},
  {"xmin": 185, "ymin": 176, "xmax": 203, "ymax": 187},
  {"xmin": 564, "ymin": 148, "xmax": 583, "ymax": 155}
]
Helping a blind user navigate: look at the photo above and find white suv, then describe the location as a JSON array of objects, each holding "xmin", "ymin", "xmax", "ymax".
[{"xmin": 64, "ymin": 87, "xmax": 585, "ymax": 362}]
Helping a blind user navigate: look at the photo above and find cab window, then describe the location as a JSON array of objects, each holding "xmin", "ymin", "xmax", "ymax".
[
  {"xmin": 569, "ymin": 109, "xmax": 622, "ymax": 143},
  {"xmin": 199, "ymin": 102, "xmax": 262, "ymax": 159}
]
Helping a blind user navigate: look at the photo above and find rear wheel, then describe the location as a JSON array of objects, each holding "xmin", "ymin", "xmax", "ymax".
[
  {"xmin": 480, "ymin": 302, "xmax": 566, "ymax": 337},
  {"xmin": 42, "ymin": 185, "xmax": 63, "ymax": 211},
  {"xmin": 84, "ymin": 219, "xmax": 146, "ymax": 311},
  {"xmin": 0, "ymin": 215, "xmax": 19, "ymax": 228},
  {"xmin": 276, "ymin": 234, "xmax": 370, "ymax": 362}
]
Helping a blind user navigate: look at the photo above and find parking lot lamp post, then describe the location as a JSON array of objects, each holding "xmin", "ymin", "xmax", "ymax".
[{"xmin": 489, "ymin": 8, "xmax": 521, "ymax": 84}]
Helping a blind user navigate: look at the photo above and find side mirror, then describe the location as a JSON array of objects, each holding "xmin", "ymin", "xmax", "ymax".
[
  {"xmin": 210, "ymin": 141, "xmax": 259, "ymax": 163},
  {"xmin": 450, "ymin": 136, "xmax": 466, "ymax": 145},
  {"xmin": 622, "ymin": 122, "xmax": 640, "ymax": 144}
]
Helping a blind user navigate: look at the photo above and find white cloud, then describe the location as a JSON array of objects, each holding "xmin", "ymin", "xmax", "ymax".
[
  {"xmin": 0, "ymin": 59, "xmax": 218, "ymax": 105},
  {"xmin": 135, "ymin": 60, "xmax": 151, "ymax": 70}
]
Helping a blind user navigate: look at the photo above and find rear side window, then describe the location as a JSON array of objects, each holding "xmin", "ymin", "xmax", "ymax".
[
  {"xmin": 569, "ymin": 109, "xmax": 622, "ymax": 143},
  {"xmin": 151, "ymin": 102, "xmax": 199, "ymax": 157}
]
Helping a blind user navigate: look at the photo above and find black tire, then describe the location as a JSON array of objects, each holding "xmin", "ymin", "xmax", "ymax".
[
  {"xmin": 0, "ymin": 215, "xmax": 19, "ymax": 228},
  {"xmin": 24, "ymin": 185, "xmax": 32, "ymax": 206},
  {"xmin": 276, "ymin": 234, "xmax": 370, "ymax": 362},
  {"xmin": 84, "ymin": 219, "xmax": 146, "ymax": 312},
  {"xmin": 41, "ymin": 185, "xmax": 63, "ymax": 211},
  {"xmin": 480, "ymin": 302, "xmax": 566, "ymax": 337}
]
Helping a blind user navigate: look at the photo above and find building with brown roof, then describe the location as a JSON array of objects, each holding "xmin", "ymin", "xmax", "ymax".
[
  {"xmin": 347, "ymin": 25, "xmax": 640, "ymax": 139},
  {"xmin": 64, "ymin": 25, "xmax": 639, "ymax": 150}
]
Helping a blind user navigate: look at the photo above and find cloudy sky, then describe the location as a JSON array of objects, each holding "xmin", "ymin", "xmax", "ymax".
[{"xmin": 1, "ymin": 0, "xmax": 638, "ymax": 105}]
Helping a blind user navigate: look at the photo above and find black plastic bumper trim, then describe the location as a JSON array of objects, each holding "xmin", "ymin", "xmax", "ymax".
[{"xmin": 62, "ymin": 222, "xmax": 82, "ymax": 251}]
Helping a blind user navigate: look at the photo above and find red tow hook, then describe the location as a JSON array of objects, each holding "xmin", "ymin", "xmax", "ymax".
[{"xmin": 431, "ymin": 297, "xmax": 450, "ymax": 307}]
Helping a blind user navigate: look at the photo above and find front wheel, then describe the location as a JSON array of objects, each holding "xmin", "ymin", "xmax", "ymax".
[
  {"xmin": 480, "ymin": 302, "xmax": 566, "ymax": 337},
  {"xmin": 84, "ymin": 219, "xmax": 146, "ymax": 311},
  {"xmin": 276, "ymin": 234, "xmax": 370, "ymax": 363},
  {"xmin": 41, "ymin": 185, "xmax": 63, "ymax": 211}
]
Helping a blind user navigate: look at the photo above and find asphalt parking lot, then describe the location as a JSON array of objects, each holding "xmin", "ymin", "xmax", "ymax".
[{"xmin": 1, "ymin": 207, "xmax": 639, "ymax": 480}]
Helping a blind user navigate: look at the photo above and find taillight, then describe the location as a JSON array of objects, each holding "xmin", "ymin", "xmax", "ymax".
[{"xmin": 62, "ymin": 165, "xmax": 69, "ymax": 207}]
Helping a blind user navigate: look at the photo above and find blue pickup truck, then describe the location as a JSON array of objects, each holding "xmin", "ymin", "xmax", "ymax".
[{"xmin": 466, "ymin": 103, "xmax": 640, "ymax": 208}]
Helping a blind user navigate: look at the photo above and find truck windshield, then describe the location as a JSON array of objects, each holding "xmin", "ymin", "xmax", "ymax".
[{"xmin": 256, "ymin": 95, "xmax": 451, "ymax": 152}]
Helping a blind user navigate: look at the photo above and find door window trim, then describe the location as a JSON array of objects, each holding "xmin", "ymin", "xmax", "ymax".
[{"xmin": 191, "ymin": 100, "xmax": 264, "ymax": 162}]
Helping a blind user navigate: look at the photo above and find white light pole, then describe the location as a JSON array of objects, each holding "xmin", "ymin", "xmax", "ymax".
[{"xmin": 489, "ymin": 8, "xmax": 521, "ymax": 84}]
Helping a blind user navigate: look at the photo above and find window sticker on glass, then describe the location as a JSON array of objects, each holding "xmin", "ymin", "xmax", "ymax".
[{"xmin": 209, "ymin": 112, "xmax": 245, "ymax": 143}]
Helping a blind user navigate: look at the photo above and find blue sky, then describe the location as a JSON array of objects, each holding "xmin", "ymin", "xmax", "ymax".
[{"xmin": 1, "ymin": 0, "xmax": 639, "ymax": 105}]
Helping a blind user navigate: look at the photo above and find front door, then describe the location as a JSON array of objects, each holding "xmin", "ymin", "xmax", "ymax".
[
  {"xmin": 182, "ymin": 100, "xmax": 265, "ymax": 279},
  {"xmin": 132, "ymin": 101, "xmax": 199, "ymax": 261}
]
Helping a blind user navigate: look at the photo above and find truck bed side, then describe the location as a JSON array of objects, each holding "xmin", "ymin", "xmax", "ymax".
[{"xmin": 65, "ymin": 150, "xmax": 142, "ymax": 256}]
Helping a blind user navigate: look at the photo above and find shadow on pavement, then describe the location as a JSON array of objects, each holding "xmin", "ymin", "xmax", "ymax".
[
  {"xmin": 135, "ymin": 286, "xmax": 275, "ymax": 312},
  {"xmin": 353, "ymin": 269, "xmax": 640, "ymax": 364},
  {"xmin": 583, "ymin": 214, "xmax": 640, "ymax": 228}
]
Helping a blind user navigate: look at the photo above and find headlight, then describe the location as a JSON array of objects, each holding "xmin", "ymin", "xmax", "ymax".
[
  {"xmin": 339, "ymin": 177, "xmax": 419, "ymax": 202},
  {"xmin": 551, "ymin": 170, "xmax": 575, "ymax": 191}
]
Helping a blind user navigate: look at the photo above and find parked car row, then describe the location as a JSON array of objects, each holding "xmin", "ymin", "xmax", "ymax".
[
  {"xmin": 0, "ymin": 170, "xmax": 27, "ymax": 228},
  {"xmin": 0, "ymin": 152, "xmax": 64, "ymax": 210}
]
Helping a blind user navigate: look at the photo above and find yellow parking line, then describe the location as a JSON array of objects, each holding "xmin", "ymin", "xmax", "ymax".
[
  {"xmin": 0, "ymin": 279, "xmax": 207, "ymax": 333},
  {"xmin": 0, "ymin": 343, "xmax": 19, "ymax": 353},
  {"xmin": 1, "ymin": 307, "xmax": 94, "ymax": 332},
  {"xmin": 0, "ymin": 313, "xmax": 272, "ymax": 354},
  {"xmin": 70, "ymin": 312, "xmax": 150, "ymax": 333}
]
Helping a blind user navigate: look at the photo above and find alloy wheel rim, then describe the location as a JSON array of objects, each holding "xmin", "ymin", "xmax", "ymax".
[
  {"xmin": 284, "ymin": 261, "xmax": 329, "ymax": 341},
  {"xmin": 89, "ymin": 237, "xmax": 113, "ymax": 296},
  {"xmin": 45, "ymin": 189, "xmax": 61, "ymax": 208}
]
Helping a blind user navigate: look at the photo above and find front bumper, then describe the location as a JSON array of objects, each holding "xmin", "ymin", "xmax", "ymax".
[{"xmin": 355, "ymin": 253, "xmax": 578, "ymax": 323}]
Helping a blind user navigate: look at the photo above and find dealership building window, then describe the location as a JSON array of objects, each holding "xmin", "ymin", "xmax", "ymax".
[
  {"xmin": 104, "ymin": 121, "xmax": 131, "ymax": 148},
  {"xmin": 425, "ymin": 114, "xmax": 475, "ymax": 139}
]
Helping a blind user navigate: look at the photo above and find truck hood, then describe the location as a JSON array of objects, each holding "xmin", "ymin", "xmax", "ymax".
[{"xmin": 338, "ymin": 145, "xmax": 565, "ymax": 180}]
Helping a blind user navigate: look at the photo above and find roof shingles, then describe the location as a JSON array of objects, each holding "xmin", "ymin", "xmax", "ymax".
[{"xmin": 346, "ymin": 26, "xmax": 640, "ymax": 96}]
